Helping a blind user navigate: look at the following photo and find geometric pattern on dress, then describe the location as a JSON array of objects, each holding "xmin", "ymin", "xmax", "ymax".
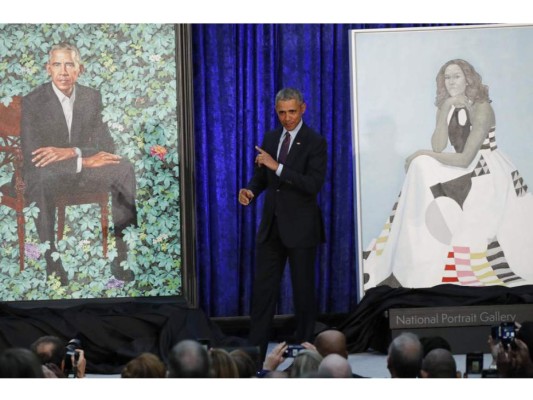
[
  {"xmin": 388, "ymin": 192, "xmax": 400, "ymax": 225},
  {"xmin": 486, "ymin": 239, "xmax": 523, "ymax": 285},
  {"xmin": 512, "ymin": 170, "xmax": 528, "ymax": 197},
  {"xmin": 441, "ymin": 239, "xmax": 523, "ymax": 286},
  {"xmin": 430, "ymin": 173, "xmax": 472, "ymax": 210},
  {"xmin": 480, "ymin": 128, "xmax": 497, "ymax": 151},
  {"xmin": 366, "ymin": 193, "xmax": 401, "ymax": 257},
  {"xmin": 471, "ymin": 154, "xmax": 490, "ymax": 178}
]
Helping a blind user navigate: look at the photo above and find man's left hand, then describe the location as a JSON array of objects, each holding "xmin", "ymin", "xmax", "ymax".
[
  {"xmin": 32, "ymin": 147, "xmax": 77, "ymax": 167},
  {"xmin": 82, "ymin": 152, "xmax": 122, "ymax": 168},
  {"xmin": 255, "ymin": 146, "xmax": 278, "ymax": 171}
]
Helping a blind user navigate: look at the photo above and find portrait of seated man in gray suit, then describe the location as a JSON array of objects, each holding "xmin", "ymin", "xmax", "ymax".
[{"xmin": 21, "ymin": 42, "xmax": 137, "ymax": 285}]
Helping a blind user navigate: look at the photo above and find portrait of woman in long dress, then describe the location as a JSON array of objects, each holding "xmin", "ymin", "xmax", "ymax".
[{"xmin": 363, "ymin": 59, "xmax": 533, "ymax": 290}]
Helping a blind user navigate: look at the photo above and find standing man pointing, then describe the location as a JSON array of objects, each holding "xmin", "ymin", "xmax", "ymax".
[{"xmin": 239, "ymin": 87, "xmax": 327, "ymax": 359}]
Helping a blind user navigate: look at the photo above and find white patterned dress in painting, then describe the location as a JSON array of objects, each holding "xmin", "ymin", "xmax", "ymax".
[{"xmin": 363, "ymin": 106, "xmax": 533, "ymax": 290}]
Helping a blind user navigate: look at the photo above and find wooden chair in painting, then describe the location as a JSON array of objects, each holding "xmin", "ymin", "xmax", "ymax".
[{"xmin": 0, "ymin": 96, "xmax": 109, "ymax": 271}]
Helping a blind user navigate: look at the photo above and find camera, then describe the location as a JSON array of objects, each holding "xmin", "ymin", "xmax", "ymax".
[
  {"xmin": 491, "ymin": 322, "xmax": 516, "ymax": 348},
  {"xmin": 64, "ymin": 338, "xmax": 82, "ymax": 377},
  {"xmin": 283, "ymin": 344, "xmax": 305, "ymax": 358}
]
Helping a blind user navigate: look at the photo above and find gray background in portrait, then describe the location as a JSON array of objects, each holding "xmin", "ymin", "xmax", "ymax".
[{"xmin": 352, "ymin": 24, "xmax": 533, "ymax": 248}]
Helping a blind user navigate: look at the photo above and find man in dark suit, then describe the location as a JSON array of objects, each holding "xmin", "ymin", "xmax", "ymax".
[
  {"xmin": 239, "ymin": 87, "xmax": 327, "ymax": 359},
  {"xmin": 21, "ymin": 42, "xmax": 137, "ymax": 285}
]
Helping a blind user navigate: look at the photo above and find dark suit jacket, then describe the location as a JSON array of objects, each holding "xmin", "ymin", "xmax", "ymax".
[
  {"xmin": 246, "ymin": 123, "xmax": 327, "ymax": 248},
  {"xmin": 21, "ymin": 82, "xmax": 115, "ymax": 182}
]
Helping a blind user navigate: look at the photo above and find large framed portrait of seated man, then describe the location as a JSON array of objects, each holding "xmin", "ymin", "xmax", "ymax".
[
  {"xmin": 0, "ymin": 24, "xmax": 194, "ymax": 303},
  {"xmin": 350, "ymin": 24, "xmax": 533, "ymax": 299}
]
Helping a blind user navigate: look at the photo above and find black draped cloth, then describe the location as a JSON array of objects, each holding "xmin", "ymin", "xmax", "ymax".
[
  {"xmin": 0, "ymin": 301, "xmax": 243, "ymax": 374},
  {"xmin": 338, "ymin": 284, "xmax": 533, "ymax": 354}
]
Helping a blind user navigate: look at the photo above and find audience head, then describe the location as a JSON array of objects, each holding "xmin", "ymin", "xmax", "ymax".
[
  {"xmin": 167, "ymin": 339, "xmax": 210, "ymax": 378},
  {"xmin": 387, "ymin": 332, "xmax": 423, "ymax": 378},
  {"xmin": 30, "ymin": 335, "xmax": 66, "ymax": 368},
  {"xmin": 318, "ymin": 354, "xmax": 353, "ymax": 378},
  {"xmin": 289, "ymin": 349, "xmax": 323, "ymax": 378},
  {"xmin": 420, "ymin": 348, "xmax": 457, "ymax": 378},
  {"xmin": 0, "ymin": 348, "xmax": 45, "ymax": 378},
  {"xmin": 419, "ymin": 336, "xmax": 452, "ymax": 357},
  {"xmin": 209, "ymin": 348, "xmax": 239, "ymax": 378},
  {"xmin": 313, "ymin": 329, "xmax": 349, "ymax": 358},
  {"xmin": 30, "ymin": 335, "xmax": 67, "ymax": 377},
  {"xmin": 121, "ymin": 352, "xmax": 166, "ymax": 378},
  {"xmin": 229, "ymin": 349, "xmax": 257, "ymax": 378}
]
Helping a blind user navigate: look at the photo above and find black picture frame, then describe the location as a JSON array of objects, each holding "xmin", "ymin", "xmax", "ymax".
[{"xmin": 0, "ymin": 24, "xmax": 197, "ymax": 308}]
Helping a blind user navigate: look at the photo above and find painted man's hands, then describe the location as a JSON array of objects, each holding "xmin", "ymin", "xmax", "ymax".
[
  {"xmin": 31, "ymin": 147, "xmax": 77, "ymax": 167},
  {"xmin": 82, "ymin": 151, "xmax": 121, "ymax": 168}
]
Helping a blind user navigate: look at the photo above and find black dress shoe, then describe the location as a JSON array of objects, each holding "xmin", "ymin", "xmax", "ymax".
[{"xmin": 111, "ymin": 259, "xmax": 135, "ymax": 282}]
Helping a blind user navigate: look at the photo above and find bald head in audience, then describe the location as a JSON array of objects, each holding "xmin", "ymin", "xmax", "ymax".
[
  {"xmin": 167, "ymin": 339, "xmax": 210, "ymax": 378},
  {"xmin": 420, "ymin": 348, "xmax": 457, "ymax": 378},
  {"xmin": 314, "ymin": 330, "xmax": 348, "ymax": 358},
  {"xmin": 318, "ymin": 354, "xmax": 352, "ymax": 378},
  {"xmin": 387, "ymin": 332, "xmax": 423, "ymax": 378}
]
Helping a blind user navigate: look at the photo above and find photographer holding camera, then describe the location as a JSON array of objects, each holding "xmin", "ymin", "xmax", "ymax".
[
  {"xmin": 256, "ymin": 341, "xmax": 289, "ymax": 377},
  {"xmin": 256, "ymin": 341, "xmax": 315, "ymax": 377},
  {"xmin": 493, "ymin": 337, "xmax": 533, "ymax": 378},
  {"xmin": 30, "ymin": 336, "xmax": 86, "ymax": 378},
  {"xmin": 483, "ymin": 321, "xmax": 533, "ymax": 378}
]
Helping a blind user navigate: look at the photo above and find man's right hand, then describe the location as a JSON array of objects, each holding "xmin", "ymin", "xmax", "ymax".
[
  {"xmin": 263, "ymin": 341, "xmax": 288, "ymax": 371},
  {"xmin": 82, "ymin": 151, "xmax": 122, "ymax": 169},
  {"xmin": 301, "ymin": 341, "xmax": 317, "ymax": 352},
  {"xmin": 73, "ymin": 349, "xmax": 86, "ymax": 378},
  {"xmin": 32, "ymin": 146, "xmax": 78, "ymax": 167},
  {"xmin": 238, "ymin": 188, "xmax": 254, "ymax": 206}
]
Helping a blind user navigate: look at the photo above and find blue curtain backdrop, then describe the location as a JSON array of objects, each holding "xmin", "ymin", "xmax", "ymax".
[{"xmin": 192, "ymin": 24, "xmax": 437, "ymax": 318}]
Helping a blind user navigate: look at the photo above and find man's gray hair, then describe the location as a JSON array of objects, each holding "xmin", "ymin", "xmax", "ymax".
[
  {"xmin": 275, "ymin": 87, "xmax": 304, "ymax": 104},
  {"xmin": 48, "ymin": 42, "xmax": 82, "ymax": 68}
]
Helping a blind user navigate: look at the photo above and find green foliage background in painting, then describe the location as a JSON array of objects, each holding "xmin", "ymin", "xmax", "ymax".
[{"xmin": 0, "ymin": 24, "xmax": 182, "ymax": 301}]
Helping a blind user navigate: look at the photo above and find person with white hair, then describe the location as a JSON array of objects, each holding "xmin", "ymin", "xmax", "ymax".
[{"xmin": 318, "ymin": 354, "xmax": 352, "ymax": 378}]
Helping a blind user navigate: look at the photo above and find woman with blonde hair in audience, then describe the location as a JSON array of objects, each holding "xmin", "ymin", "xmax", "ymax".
[
  {"xmin": 289, "ymin": 349, "xmax": 323, "ymax": 378},
  {"xmin": 121, "ymin": 352, "xmax": 166, "ymax": 378},
  {"xmin": 229, "ymin": 349, "xmax": 257, "ymax": 378},
  {"xmin": 209, "ymin": 348, "xmax": 239, "ymax": 378}
]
